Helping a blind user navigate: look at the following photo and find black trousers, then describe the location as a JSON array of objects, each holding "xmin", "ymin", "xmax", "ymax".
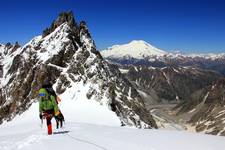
[
  {"xmin": 43, "ymin": 109, "xmax": 63, "ymax": 129},
  {"xmin": 43, "ymin": 109, "xmax": 54, "ymax": 126}
]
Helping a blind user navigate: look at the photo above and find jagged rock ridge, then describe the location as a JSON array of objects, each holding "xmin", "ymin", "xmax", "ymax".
[
  {"xmin": 0, "ymin": 11, "xmax": 157, "ymax": 128},
  {"xmin": 102, "ymin": 42, "xmax": 225, "ymax": 135},
  {"xmin": 121, "ymin": 65, "xmax": 222, "ymax": 104}
]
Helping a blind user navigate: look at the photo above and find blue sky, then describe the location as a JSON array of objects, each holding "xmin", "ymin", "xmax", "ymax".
[{"xmin": 0, "ymin": 0, "xmax": 224, "ymax": 53}]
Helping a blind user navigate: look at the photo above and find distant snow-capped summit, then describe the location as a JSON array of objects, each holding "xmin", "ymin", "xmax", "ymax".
[
  {"xmin": 101, "ymin": 40, "xmax": 225, "ymax": 61},
  {"xmin": 101, "ymin": 40, "xmax": 167, "ymax": 59},
  {"xmin": 0, "ymin": 12, "xmax": 157, "ymax": 129}
]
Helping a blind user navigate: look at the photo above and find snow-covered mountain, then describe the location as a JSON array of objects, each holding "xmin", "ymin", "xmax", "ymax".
[
  {"xmin": 101, "ymin": 40, "xmax": 225, "ymax": 60},
  {"xmin": 101, "ymin": 41, "xmax": 225, "ymax": 75},
  {"xmin": 101, "ymin": 40, "xmax": 167, "ymax": 59},
  {"xmin": 118, "ymin": 65, "xmax": 225, "ymax": 135},
  {"xmin": 187, "ymin": 53, "xmax": 225, "ymax": 60},
  {"xmin": 101, "ymin": 41, "xmax": 225, "ymax": 135},
  {"xmin": 0, "ymin": 11, "xmax": 157, "ymax": 128}
]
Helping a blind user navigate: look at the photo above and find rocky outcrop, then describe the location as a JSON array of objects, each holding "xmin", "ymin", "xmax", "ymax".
[
  {"xmin": 176, "ymin": 78, "xmax": 225, "ymax": 135},
  {"xmin": 121, "ymin": 65, "xmax": 222, "ymax": 105},
  {"xmin": 0, "ymin": 11, "xmax": 157, "ymax": 128},
  {"xmin": 104, "ymin": 54, "xmax": 225, "ymax": 76},
  {"xmin": 42, "ymin": 11, "xmax": 78, "ymax": 37}
]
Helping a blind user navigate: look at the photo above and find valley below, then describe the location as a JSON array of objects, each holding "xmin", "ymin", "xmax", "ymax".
[{"xmin": 148, "ymin": 104, "xmax": 195, "ymax": 132}]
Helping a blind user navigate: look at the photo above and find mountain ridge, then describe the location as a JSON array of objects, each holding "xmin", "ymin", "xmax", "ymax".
[
  {"xmin": 101, "ymin": 40, "xmax": 225, "ymax": 60},
  {"xmin": 101, "ymin": 40, "xmax": 225, "ymax": 76},
  {"xmin": 0, "ymin": 11, "xmax": 157, "ymax": 128},
  {"xmin": 101, "ymin": 40, "xmax": 225, "ymax": 135}
]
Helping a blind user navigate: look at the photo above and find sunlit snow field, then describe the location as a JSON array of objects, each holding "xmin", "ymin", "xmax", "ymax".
[{"xmin": 1, "ymin": 88, "xmax": 225, "ymax": 150}]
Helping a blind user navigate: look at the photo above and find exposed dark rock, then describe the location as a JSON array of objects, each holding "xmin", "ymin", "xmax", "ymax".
[
  {"xmin": 105, "ymin": 55, "xmax": 225, "ymax": 76},
  {"xmin": 79, "ymin": 21, "xmax": 91, "ymax": 39},
  {"xmin": 5, "ymin": 42, "xmax": 12, "ymax": 49},
  {"xmin": 0, "ymin": 64, "xmax": 3, "ymax": 78},
  {"xmin": 10, "ymin": 42, "xmax": 21, "ymax": 54},
  {"xmin": 123, "ymin": 65, "xmax": 222, "ymax": 105},
  {"xmin": 42, "ymin": 11, "xmax": 78, "ymax": 37},
  {"xmin": 176, "ymin": 78, "xmax": 225, "ymax": 135},
  {"xmin": 7, "ymin": 55, "xmax": 24, "ymax": 75},
  {"xmin": 0, "ymin": 11, "xmax": 157, "ymax": 129}
]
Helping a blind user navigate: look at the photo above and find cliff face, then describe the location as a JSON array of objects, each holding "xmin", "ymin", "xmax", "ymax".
[
  {"xmin": 119, "ymin": 65, "xmax": 221, "ymax": 104},
  {"xmin": 0, "ymin": 12, "xmax": 157, "ymax": 128},
  {"xmin": 176, "ymin": 78, "xmax": 225, "ymax": 135}
]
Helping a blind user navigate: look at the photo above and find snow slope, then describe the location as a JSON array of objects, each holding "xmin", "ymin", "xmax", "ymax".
[
  {"xmin": 101, "ymin": 40, "xmax": 167, "ymax": 59},
  {"xmin": 0, "ymin": 16, "xmax": 157, "ymax": 128},
  {"xmin": 1, "ymin": 93, "xmax": 225, "ymax": 150}
]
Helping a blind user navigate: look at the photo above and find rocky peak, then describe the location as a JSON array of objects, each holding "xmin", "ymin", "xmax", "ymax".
[
  {"xmin": 79, "ymin": 21, "xmax": 91, "ymax": 39},
  {"xmin": 0, "ymin": 11, "xmax": 157, "ymax": 129},
  {"xmin": 14, "ymin": 41, "xmax": 20, "ymax": 47},
  {"xmin": 0, "ymin": 42, "xmax": 21, "ymax": 56},
  {"xmin": 56, "ymin": 11, "xmax": 76, "ymax": 27},
  {"xmin": 11, "ymin": 42, "xmax": 21, "ymax": 53},
  {"xmin": 42, "ymin": 11, "xmax": 77, "ymax": 37},
  {"xmin": 5, "ymin": 42, "xmax": 13, "ymax": 49}
]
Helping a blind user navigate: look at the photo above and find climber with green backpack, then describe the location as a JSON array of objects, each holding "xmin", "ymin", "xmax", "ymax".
[{"xmin": 39, "ymin": 84, "xmax": 64, "ymax": 135}]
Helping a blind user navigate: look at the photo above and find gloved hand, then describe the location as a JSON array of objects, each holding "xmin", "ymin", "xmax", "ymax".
[
  {"xmin": 39, "ymin": 114, "xmax": 43, "ymax": 120},
  {"xmin": 55, "ymin": 113, "xmax": 64, "ymax": 121}
]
